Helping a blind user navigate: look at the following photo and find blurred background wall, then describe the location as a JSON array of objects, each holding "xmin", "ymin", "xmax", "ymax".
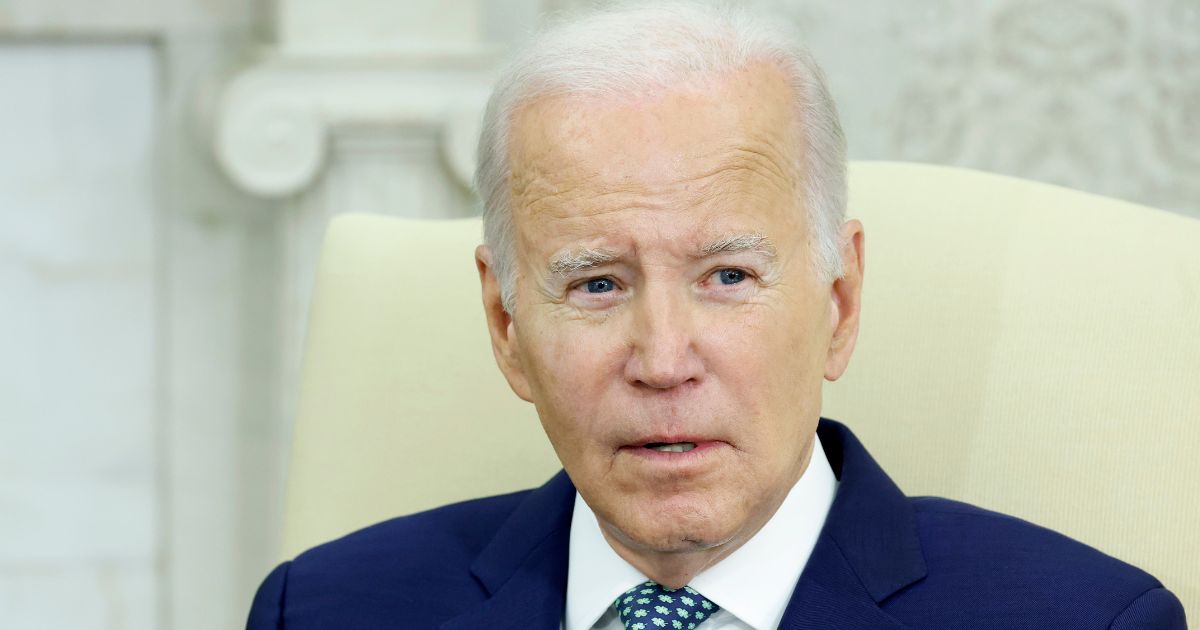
[{"xmin": 0, "ymin": 0, "xmax": 1195, "ymax": 628}]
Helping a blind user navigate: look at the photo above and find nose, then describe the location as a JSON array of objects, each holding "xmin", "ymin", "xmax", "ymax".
[{"xmin": 623, "ymin": 287, "xmax": 705, "ymax": 390}]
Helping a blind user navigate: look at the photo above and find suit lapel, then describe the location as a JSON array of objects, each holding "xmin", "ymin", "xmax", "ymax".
[
  {"xmin": 778, "ymin": 535, "xmax": 911, "ymax": 630},
  {"xmin": 440, "ymin": 471, "xmax": 576, "ymax": 630},
  {"xmin": 777, "ymin": 420, "xmax": 928, "ymax": 629}
]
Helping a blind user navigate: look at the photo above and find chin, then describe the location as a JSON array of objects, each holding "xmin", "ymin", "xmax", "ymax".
[
  {"xmin": 634, "ymin": 525, "xmax": 732, "ymax": 554},
  {"xmin": 617, "ymin": 503, "xmax": 738, "ymax": 554}
]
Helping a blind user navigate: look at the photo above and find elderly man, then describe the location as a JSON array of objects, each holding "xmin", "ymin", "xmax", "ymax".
[{"xmin": 247, "ymin": 3, "xmax": 1185, "ymax": 629}]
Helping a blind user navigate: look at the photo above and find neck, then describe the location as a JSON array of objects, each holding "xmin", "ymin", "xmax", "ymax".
[{"xmin": 597, "ymin": 524, "xmax": 740, "ymax": 589}]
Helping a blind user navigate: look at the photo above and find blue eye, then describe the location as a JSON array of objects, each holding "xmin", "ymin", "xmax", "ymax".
[
  {"xmin": 716, "ymin": 268, "xmax": 746, "ymax": 285},
  {"xmin": 585, "ymin": 278, "xmax": 615, "ymax": 293}
]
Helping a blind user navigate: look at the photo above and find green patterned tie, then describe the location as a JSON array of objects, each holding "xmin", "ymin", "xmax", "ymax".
[{"xmin": 613, "ymin": 580, "xmax": 720, "ymax": 629}]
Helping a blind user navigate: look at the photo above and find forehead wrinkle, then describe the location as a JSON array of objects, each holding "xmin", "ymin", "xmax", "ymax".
[
  {"xmin": 697, "ymin": 143, "xmax": 793, "ymax": 187},
  {"xmin": 514, "ymin": 164, "xmax": 681, "ymax": 222},
  {"xmin": 524, "ymin": 164, "xmax": 787, "ymax": 224},
  {"xmin": 510, "ymin": 124, "xmax": 798, "ymax": 225},
  {"xmin": 680, "ymin": 152, "xmax": 799, "ymax": 213}
]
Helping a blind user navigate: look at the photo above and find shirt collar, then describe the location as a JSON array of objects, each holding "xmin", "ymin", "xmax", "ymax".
[{"xmin": 565, "ymin": 433, "xmax": 839, "ymax": 630}]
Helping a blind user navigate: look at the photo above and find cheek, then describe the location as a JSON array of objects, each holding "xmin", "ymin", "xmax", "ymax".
[
  {"xmin": 703, "ymin": 302, "xmax": 826, "ymax": 427},
  {"xmin": 712, "ymin": 301, "xmax": 819, "ymax": 370},
  {"xmin": 521, "ymin": 317, "xmax": 626, "ymax": 435}
]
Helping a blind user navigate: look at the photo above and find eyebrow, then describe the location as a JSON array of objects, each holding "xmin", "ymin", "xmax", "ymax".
[
  {"xmin": 698, "ymin": 233, "xmax": 778, "ymax": 260},
  {"xmin": 545, "ymin": 232, "xmax": 778, "ymax": 278},
  {"xmin": 548, "ymin": 247, "xmax": 620, "ymax": 276}
]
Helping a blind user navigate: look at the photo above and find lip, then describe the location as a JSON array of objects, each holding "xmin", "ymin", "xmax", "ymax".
[
  {"xmin": 628, "ymin": 434, "xmax": 712, "ymax": 447},
  {"xmin": 617, "ymin": 439, "xmax": 728, "ymax": 463}
]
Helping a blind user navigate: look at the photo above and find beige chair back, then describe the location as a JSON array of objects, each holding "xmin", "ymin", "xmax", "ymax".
[{"xmin": 282, "ymin": 162, "xmax": 1200, "ymax": 618}]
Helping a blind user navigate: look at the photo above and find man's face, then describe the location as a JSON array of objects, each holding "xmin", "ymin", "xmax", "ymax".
[{"xmin": 479, "ymin": 63, "xmax": 862, "ymax": 560}]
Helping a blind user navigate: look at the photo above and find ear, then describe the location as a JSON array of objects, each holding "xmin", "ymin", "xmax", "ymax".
[
  {"xmin": 824, "ymin": 219, "xmax": 865, "ymax": 381},
  {"xmin": 476, "ymin": 245, "xmax": 534, "ymax": 402}
]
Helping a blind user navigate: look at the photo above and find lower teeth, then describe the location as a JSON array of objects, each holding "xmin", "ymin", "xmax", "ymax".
[{"xmin": 649, "ymin": 442, "xmax": 696, "ymax": 453}]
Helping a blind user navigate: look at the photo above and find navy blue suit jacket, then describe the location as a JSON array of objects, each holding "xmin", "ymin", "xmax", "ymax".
[{"xmin": 247, "ymin": 419, "xmax": 1187, "ymax": 629}]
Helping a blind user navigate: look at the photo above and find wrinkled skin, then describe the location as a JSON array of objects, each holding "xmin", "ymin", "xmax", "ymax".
[{"xmin": 476, "ymin": 62, "xmax": 865, "ymax": 587}]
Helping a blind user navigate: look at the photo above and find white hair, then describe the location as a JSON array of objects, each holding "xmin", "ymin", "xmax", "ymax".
[{"xmin": 475, "ymin": 1, "xmax": 847, "ymax": 313}]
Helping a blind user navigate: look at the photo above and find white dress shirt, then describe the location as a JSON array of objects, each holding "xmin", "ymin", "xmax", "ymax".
[{"xmin": 563, "ymin": 433, "xmax": 839, "ymax": 630}]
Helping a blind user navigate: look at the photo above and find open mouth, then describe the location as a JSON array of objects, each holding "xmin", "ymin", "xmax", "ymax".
[{"xmin": 643, "ymin": 442, "xmax": 697, "ymax": 453}]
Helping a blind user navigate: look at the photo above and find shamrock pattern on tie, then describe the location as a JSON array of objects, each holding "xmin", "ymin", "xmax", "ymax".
[{"xmin": 614, "ymin": 580, "xmax": 719, "ymax": 630}]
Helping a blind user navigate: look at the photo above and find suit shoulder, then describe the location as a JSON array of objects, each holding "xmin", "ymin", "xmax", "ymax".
[
  {"xmin": 292, "ymin": 487, "xmax": 533, "ymax": 573},
  {"xmin": 903, "ymin": 496, "xmax": 1168, "ymax": 626},
  {"xmin": 910, "ymin": 495, "xmax": 1160, "ymax": 585},
  {"xmin": 256, "ymin": 489, "xmax": 536, "ymax": 628},
  {"xmin": 243, "ymin": 489, "xmax": 540, "ymax": 628}
]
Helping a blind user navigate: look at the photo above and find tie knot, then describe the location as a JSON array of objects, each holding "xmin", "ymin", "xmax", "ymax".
[{"xmin": 613, "ymin": 580, "xmax": 719, "ymax": 630}]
